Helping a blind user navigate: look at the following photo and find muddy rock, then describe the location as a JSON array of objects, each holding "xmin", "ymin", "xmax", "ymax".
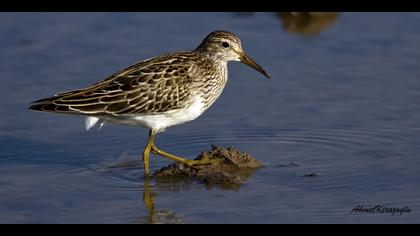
[{"xmin": 152, "ymin": 145, "xmax": 263, "ymax": 190}]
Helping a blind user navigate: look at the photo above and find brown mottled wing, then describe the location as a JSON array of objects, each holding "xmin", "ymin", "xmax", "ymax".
[{"xmin": 29, "ymin": 53, "xmax": 195, "ymax": 116}]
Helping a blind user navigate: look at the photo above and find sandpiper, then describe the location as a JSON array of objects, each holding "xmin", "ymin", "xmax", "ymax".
[{"xmin": 29, "ymin": 30, "xmax": 271, "ymax": 175}]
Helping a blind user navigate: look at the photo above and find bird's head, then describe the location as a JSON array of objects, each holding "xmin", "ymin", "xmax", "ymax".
[{"xmin": 196, "ymin": 30, "xmax": 271, "ymax": 79}]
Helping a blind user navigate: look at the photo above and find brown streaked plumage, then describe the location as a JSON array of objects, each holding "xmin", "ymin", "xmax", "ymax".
[
  {"xmin": 29, "ymin": 30, "xmax": 271, "ymax": 176},
  {"xmin": 30, "ymin": 52, "xmax": 198, "ymax": 115}
]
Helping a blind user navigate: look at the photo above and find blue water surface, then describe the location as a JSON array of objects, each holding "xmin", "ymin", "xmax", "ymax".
[{"xmin": 1, "ymin": 12, "xmax": 420, "ymax": 223}]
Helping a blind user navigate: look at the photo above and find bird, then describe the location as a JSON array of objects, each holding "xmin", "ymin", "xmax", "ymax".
[{"xmin": 29, "ymin": 30, "xmax": 271, "ymax": 176}]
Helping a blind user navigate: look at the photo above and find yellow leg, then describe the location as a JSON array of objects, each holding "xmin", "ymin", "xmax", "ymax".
[
  {"xmin": 142, "ymin": 129, "xmax": 155, "ymax": 176},
  {"xmin": 144, "ymin": 129, "xmax": 216, "ymax": 170},
  {"xmin": 151, "ymin": 144, "xmax": 215, "ymax": 166}
]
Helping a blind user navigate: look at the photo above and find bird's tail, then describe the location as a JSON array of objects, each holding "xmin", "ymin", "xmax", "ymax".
[{"xmin": 28, "ymin": 96, "xmax": 73, "ymax": 114}]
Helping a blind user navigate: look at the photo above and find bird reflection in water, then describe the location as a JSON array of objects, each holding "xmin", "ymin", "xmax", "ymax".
[
  {"xmin": 134, "ymin": 177, "xmax": 184, "ymax": 224},
  {"xmin": 278, "ymin": 12, "xmax": 339, "ymax": 36},
  {"xmin": 232, "ymin": 12, "xmax": 339, "ymax": 36},
  {"xmin": 135, "ymin": 166, "xmax": 261, "ymax": 223}
]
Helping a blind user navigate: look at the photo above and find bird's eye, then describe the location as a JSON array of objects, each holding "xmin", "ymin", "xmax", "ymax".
[{"xmin": 221, "ymin": 42, "xmax": 230, "ymax": 48}]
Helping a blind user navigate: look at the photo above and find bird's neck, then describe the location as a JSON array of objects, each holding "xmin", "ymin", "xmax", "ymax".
[{"xmin": 192, "ymin": 54, "xmax": 229, "ymax": 112}]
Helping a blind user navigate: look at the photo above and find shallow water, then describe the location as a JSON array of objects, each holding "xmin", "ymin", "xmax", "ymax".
[{"xmin": 1, "ymin": 12, "xmax": 420, "ymax": 223}]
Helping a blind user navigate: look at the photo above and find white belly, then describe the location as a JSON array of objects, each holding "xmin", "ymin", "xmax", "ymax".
[
  {"xmin": 132, "ymin": 96, "xmax": 205, "ymax": 132},
  {"xmin": 86, "ymin": 95, "xmax": 206, "ymax": 132}
]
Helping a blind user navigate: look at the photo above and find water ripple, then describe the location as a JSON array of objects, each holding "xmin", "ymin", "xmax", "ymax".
[
  {"xmin": 47, "ymin": 125, "xmax": 413, "ymax": 193},
  {"xmin": 50, "ymin": 160, "xmax": 155, "ymax": 192},
  {"xmin": 162, "ymin": 126, "xmax": 407, "ymax": 152}
]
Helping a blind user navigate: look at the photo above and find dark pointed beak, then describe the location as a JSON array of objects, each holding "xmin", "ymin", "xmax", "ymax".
[{"xmin": 240, "ymin": 52, "xmax": 271, "ymax": 79}]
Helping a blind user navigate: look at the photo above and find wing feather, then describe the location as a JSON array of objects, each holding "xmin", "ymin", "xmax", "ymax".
[{"xmin": 29, "ymin": 52, "xmax": 197, "ymax": 117}]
